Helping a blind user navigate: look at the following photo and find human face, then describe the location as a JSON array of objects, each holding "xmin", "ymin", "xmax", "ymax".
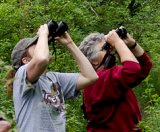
[
  {"xmin": 21, "ymin": 44, "xmax": 35, "ymax": 65},
  {"xmin": 27, "ymin": 44, "xmax": 52, "ymax": 62},
  {"xmin": 27, "ymin": 44, "xmax": 36, "ymax": 58},
  {"xmin": 91, "ymin": 40, "xmax": 107, "ymax": 70}
]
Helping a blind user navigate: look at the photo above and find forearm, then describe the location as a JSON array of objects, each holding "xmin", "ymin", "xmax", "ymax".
[
  {"xmin": 130, "ymin": 42, "xmax": 144, "ymax": 57},
  {"xmin": 26, "ymin": 24, "xmax": 50, "ymax": 82},
  {"xmin": 137, "ymin": 52, "xmax": 153, "ymax": 78},
  {"xmin": 33, "ymin": 34, "xmax": 50, "ymax": 61},
  {"xmin": 66, "ymin": 42, "xmax": 98, "ymax": 88},
  {"xmin": 130, "ymin": 42, "xmax": 153, "ymax": 77},
  {"xmin": 121, "ymin": 31, "xmax": 152, "ymax": 77},
  {"xmin": 26, "ymin": 34, "xmax": 50, "ymax": 82},
  {"xmin": 115, "ymin": 40, "xmax": 139, "ymax": 63},
  {"xmin": 123, "ymin": 38, "xmax": 152, "ymax": 79},
  {"xmin": 66, "ymin": 42, "xmax": 97, "ymax": 76}
]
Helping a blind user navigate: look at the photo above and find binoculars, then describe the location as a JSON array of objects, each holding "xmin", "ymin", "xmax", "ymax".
[
  {"xmin": 115, "ymin": 27, "xmax": 127, "ymax": 39},
  {"xmin": 48, "ymin": 20, "xmax": 127, "ymax": 39},
  {"xmin": 48, "ymin": 20, "xmax": 69, "ymax": 37},
  {"xmin": 103, "ymin": 27, "xmax": 128, "ymax": 50}
]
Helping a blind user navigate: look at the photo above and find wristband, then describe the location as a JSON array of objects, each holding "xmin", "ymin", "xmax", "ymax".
[{"xmin": 129, "ymin": 42, "xmax": 137, "ymax": 49}]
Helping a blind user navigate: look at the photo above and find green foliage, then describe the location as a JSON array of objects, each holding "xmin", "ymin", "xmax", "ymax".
[
  {"xmin": 0, "ymin": 60, "xmax": 16, "ymax": 131},
  {"xmin": 138, "ymin": 88, "xmax": 160, "ymax": 132},
  {"xmin": 66, "ymin": 96, "xmax": 87, "ymax": 132},
  {"xmin": 134, "ymin": 72, "xmax": 160, "ymax": 131},
  {"xmin": 0, "ymin": 0, "xmax": 160, "ymax": 131}
]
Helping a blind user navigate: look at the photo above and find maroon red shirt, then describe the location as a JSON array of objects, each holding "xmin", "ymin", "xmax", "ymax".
[{"xmin": 83, "ymin": 52, "xmax": 153, "ymax": 132}]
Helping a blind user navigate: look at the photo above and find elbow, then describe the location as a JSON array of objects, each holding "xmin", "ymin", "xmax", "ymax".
[
  {"xmin": 76, "ymin": 74, "xmax": 99, "ymax": 90},
  {"xmin": 35, "ymin": 55, "xmax": 50, "ymax": 66},
  {"xmin": 88, "ymin": 74, "xmax": 99, "ymax": 85},
  {"xmin": 93, "ymin": 74, "xmax": 99, "ymax": 82},
  {"xmin": 122, "ymin": 64, "xmax": 142, "ymax": 87},
  {"xmin": 123, "ymin": 61, "xmax": 141, "ymax": 75}
]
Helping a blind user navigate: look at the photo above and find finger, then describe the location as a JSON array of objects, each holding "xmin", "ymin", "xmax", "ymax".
[
  {"xmin": 54, "ymin": 36, "xmax": 60, "ymax": 40},
  {"xmin": 104, "ymin": 34, "xmax": 109, "ymax": 41}
]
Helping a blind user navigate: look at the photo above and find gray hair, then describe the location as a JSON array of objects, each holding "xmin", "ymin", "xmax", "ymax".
[{"xmin": 79, "ymin": 32, "xmax": 105, "ymax": 61}]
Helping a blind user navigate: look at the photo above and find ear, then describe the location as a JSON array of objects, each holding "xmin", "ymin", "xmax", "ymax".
[{"xmin": 21, "ymin": 57, "xmax": 31, "ymax": 64}]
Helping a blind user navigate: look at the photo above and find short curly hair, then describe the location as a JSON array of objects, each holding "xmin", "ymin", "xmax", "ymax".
[{"xmin": 79, "ymin": 32, "xmax": 105, "ymax": 61}]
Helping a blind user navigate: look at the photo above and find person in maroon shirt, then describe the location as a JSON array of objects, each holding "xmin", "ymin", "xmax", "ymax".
[{"xmin": 79, "ymin": 29, "xmax": 153, "ymax": 132}]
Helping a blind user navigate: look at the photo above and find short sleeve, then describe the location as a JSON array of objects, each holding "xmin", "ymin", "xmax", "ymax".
[
  {"xmin": 47, "ymin": 72, "xmax": 79, "ymax": 99},
  {"xmin": 13, "ymin": 64, "xmax": 34, "ymax": 97}
]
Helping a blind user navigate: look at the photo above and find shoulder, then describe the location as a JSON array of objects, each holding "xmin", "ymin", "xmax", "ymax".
[
  {"xmin": 47, "ymin": 71, "xmax": 79, "ymax": 78},
  {"xmin": 97, "ymin": 66, "xmax": 121, "ymax": 75},
  {"xmin": 14, "ymin": 65, "xmax": 28, "ymax": 82}
]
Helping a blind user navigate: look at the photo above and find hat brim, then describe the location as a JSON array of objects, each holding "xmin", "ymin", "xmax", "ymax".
[{"xmin": 27, "ymin": 35, "xmax": 39, "ymax": 47}]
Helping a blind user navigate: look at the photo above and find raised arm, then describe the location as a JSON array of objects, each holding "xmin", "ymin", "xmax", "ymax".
[
  {"xmin": 105, "ymin": 30, "xmax": 139, "ymax": 63},
  {"xmin": 122, "ymin": 32, "xmax": 153, "ymax": 78},
  {"xmin": 104, "ymin": 30, "xmax": 143, "ymax": 88},
  {"xmin": 55, "ymin": 32, "xmax": 98, "ymax": 90},
  {"xmin": 26, "ymin": 24, "xmax": 50, "ymax": 82}
]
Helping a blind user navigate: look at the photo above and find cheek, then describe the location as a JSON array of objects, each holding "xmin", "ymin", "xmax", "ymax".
[
  {"xmin": 28, "ymin": 45, "xmax": 36, "ymax": 57},
  {"xmin": 98, "ymin": 51, "xmax": 106, "ymax": 62},
  {"xmin": 30, "ymin": 49, "xmax": 35, "ymax": 57}
]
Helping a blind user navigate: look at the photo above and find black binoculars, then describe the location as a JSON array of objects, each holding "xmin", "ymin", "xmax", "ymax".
[
  {"xmin": 103, "ymin": 27, "xmax": 128, "ymax": 50},
  {"xmin": 116, "ymin": 27, "xmax": 127, "ymax": 39},
  {"xmin": 48, "ymin": 20, "xmax": 69, "ymax": 37}
]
